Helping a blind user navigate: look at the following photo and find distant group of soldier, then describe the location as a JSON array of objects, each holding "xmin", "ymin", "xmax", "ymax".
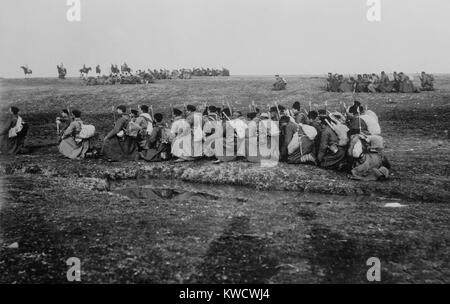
[
  {"xmin": 85, "ymin": 72, "xmax": 154, "ymax": 86},
  {"xmin": 80, "ymin": 64, "xmax": 231, "ymax": 85},
  {"xmin": 326, "ymin": 71, "xmax": 435, "ymax": 93},
  {"xmin": 23, "ymin": 63, "xmax": 231, "ymax": 83}
]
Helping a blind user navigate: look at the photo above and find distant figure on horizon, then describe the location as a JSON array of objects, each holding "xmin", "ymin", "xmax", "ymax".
[
  {"xmin": 57, "ymin": 63, "xmax": 67, "ymax": 79},
  {"xmin": 79, "ymin": 64, "xmax": 92, "ymax": 78},
  {"xmin": 273, "ymin": 74, "xmax": 287, "ymax": 91},
  {"xmin": 121, "ymin": 62, "xmax": 132, "ymax": 74},
  {"xmin": 20, "ymin": 65, "xmax": 32, "ymax": 78},
  {"xmin": 419, "ymin": 72, "xmax": 434, "ymax": 91},
  {"xmin": 111, "ymin": 64, "xmax": 120, "ymax": 75}
]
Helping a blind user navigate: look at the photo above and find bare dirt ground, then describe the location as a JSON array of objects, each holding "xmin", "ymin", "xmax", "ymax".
[{"xmin": 0, "ymin": 76, "xmax": 449, "ymax": 283}]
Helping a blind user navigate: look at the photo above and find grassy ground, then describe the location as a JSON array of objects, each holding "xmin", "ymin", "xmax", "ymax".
[{"xmin": 0, "ymin": 76, "xmax": 449, "ymax": 283}]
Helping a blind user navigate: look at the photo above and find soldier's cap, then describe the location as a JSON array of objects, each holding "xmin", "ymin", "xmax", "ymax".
[{"xmin": 318, "ymin": 109, "xmax": 327, "ymax": 116}]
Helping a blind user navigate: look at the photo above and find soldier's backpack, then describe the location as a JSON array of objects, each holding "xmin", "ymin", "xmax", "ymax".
[
  {"xmin": 77, "ymin": 124, "xmax": 96, "ymax": 139},
  {"xmin": 161, "ymin": 127, "xmax": 174, "ymax": 144},
  {"xmin": 73, "ymin": 121, "xmax": 95, "ymax": 143},
  {"xmin": 126, "ymin": 120, "xmax": 142, "ymax": 138}
]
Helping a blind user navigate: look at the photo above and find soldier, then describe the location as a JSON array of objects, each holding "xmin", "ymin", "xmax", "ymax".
[
  {"xmin": 138, "ymin": 113, "xmax": 171, "ymax": 162},
  {"xmin": 102, "ymin": 105, "xmax": 139, "ymax": 161},
  {"xmin": 326, "ymin": 73, "xmax": 333, "ymax": 91},
  {"xmin": 0, "ymin": 106, "xmax": 28, "ymax": 155},
  {"xmin": 170, "ymin": 108, "xmax": 191, "ymax": 162},
  {"xmin": 288, "ymin": 102, "xmax": 307, "ymax": 124},
  {"xmin": 398, "ymin": 73, "xmax": 417, "ymax": 93},
  {"xmin": 58, "ymin": 109, "xmax": 92, "ymax": 159},
  {"xmin": 378, "ymin": 71, "xmax": 393, "ymax": 93},
  {"xmin": 339, "ymin": 75, "xmax": 353, "ymax": 92},
  {"xmin": 203, "ymin": 106, "xmax": 221, "ymax": 158},
  {"xmin": 367, "ymin": 74, "xmax": 379, "ymax": 93},
  {"xmin": 350, "ymin": 135, "xmax": 390, "ymax": 181},
  {"xmin": 317, "ymin": 115, "xmax": 348, "ymax": 171},
  {"xmin": 273, "ymin": 74, "xmax": 287, "ymax": 91},
  {"xmin": 56, "ymin": 109, "xmax": 71, "ymax": 141},
  {"xmin": 420, "ymin": 72, "xmax": 434, "ymax": 91},
  {"xmin": 57, "ymin": 63, "xmax": 67, "ymax": 79}
]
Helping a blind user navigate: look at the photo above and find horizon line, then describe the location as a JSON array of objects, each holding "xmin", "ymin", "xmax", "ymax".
[{"xmin": 2, "ymin": 72, "xmax": 449, "ymax": 80}]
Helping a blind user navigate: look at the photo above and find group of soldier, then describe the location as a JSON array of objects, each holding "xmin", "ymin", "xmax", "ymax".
[
  {"xmin": 10, "ymin": 98, "xmax": 389, "ymax": 182},
  {"xmin": 110, "ymin": 67, "xmax": 231, "ymax": 79},
  {"xmin": 85, "ymin": 71, "xmax": 155, "ymax": 86},
  {"xmin": 79, "ymin": 64, "xmax": 231, "ymax": 85},
  {"xmin": 17, "ymin": 63, "xmax": 230, "ymax": 82},
  {"xmin": 326, "ymin": 71, "xmax": 435, "ymax": 93}
]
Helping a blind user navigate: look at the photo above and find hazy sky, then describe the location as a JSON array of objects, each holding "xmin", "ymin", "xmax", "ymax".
[{"xmin": 1, "ymin": 0, "xmax": 450, "ymax": 77}]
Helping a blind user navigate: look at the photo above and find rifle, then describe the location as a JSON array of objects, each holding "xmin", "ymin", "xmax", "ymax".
[
  {"xmin": 339, "ymin": 101, "xmax": 348, "ymax": 120},
  {"xmin": 112, "ymin": 106, "xmax": 116, "ymax": 125},
  {"xmin": 308, "ymin": 100, "xmax": 312, "ymax": 112},
  {"xmin": 221, "ymin": 100, "xmax": 231, "ymax": 121},
  {"xmin": 170, "ymin": 104, "xmax": 174, "ymax": 122},
  {"xmin": 67, "ymin": 105, "xmax": 73, "ymax": 123},
  {"xmin": 183, "ymin": 102, "xmax": 187, "ymax": 117},
  {"xmin": 226, "ymin": 101, "xmax": 233, "ymax": 116},
  {"xmin": 298, "ymin": 125, "xmax": 303, "ymax": 157},
  {"xmin": 324, "ymin": 101, "xmax": 328, "ymax": 113},
  {"xmin": 56, "ymin": 119, "xmax": 60, "ymax": 142},
  {"xmin": 222, "ymin": 111, "xmax": 231, "ymax": 121},
  {"xmin": 274, "ymin": 101, "xmax": 281, "ymax": 118},
  {"xmin": 150, "ymin": 105, "xmax": 155, "ymax": 122},
  {"xmin": 357, "ymin": 106, "xmax": 362, "ymax": 134}
]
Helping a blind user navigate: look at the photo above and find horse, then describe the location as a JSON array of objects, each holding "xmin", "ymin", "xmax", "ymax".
[
  {"xmin": 20, "ymin": 66, "xmax": 32, "ymax": 78},
  {"xmin": 79, "ymin": 66, "xmax": 92, "ymax": 78},
  {"xmin": 57, "ymin": 65, "xmax": 67, "ymax": 79},
  {"xmin": 110, "ymin": 64, "xmax": 120, "ymax": 75},
  {"xmin": 121, "ymin": 63, "xmax": 132, "ymax": 74}
]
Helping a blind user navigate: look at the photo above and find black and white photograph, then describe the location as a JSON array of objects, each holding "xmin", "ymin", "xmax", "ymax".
[{"xmin": 0, "ymin": 0, "xmax": 449, "ymax": 290}]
